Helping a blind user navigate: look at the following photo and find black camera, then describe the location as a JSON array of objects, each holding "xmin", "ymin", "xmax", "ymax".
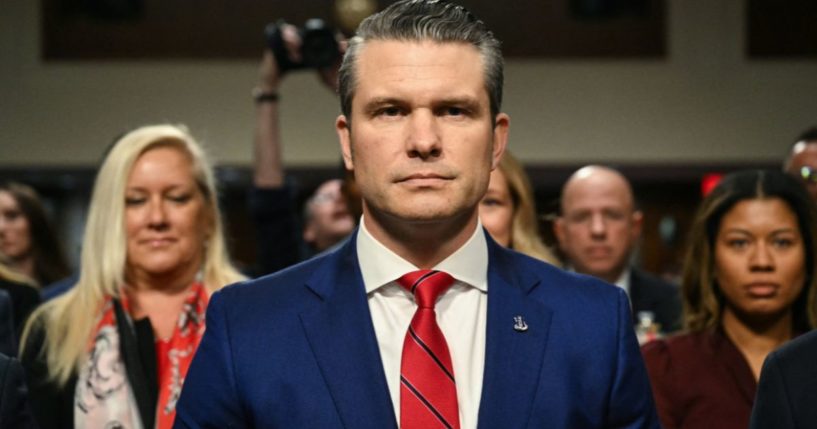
[{"xmin": 265, "ymin": 19, "xmax": 341, "ymax": 73}]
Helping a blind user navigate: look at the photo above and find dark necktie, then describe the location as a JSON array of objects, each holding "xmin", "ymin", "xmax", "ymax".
[{"xmin": 397, "ymin": 270, "xmax": 460, "ymax": 429}]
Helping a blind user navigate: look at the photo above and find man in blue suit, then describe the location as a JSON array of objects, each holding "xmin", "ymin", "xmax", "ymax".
[{"xmin": 175, "ymin": 1, "xmax": 659, "ymax": 427}]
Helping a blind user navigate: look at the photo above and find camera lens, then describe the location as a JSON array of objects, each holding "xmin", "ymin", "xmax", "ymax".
[{"xmin": 301, "ymin": 19, "xmax": 340, "ymax": 68}]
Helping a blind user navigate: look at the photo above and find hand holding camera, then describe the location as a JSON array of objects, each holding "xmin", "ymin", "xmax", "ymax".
[{"xmin": 259, "ymin": 19, "xmax": 346, "ymax": 93}]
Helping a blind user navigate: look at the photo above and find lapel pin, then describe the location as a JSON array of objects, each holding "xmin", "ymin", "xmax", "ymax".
[{"xmin": 513, "ymin": 315, "xmax": 528, "ymax": 332}]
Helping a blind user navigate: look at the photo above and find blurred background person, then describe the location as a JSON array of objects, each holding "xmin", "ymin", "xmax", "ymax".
[
  {"xmin": 0, "ymin": 351, "xmax": 37, "ymax": 428},
  {"xmin": 554, "ymin": 165, "xmax": 681, "ymax": 335},
  {"xmin": 249, "ymin": 25, "xmax": 355, "ymax": 276},
  {"xmin": 783, "ymin": 126, "xmax": 817, "ymax": 203},
  {"xmin": 0, "ymin": 290, "xmax": 16, "ymax": 356},
  {"xmin": 0, "ymin": 262, "xmax": 39, "ymax": 349},
  {"xmin": 21, "ymin": 124, "xmax": 244, "ymax": 429},
  {"xmin": 0, "ymin": 182, "xmax": 70, "ymax": 287},
  {"xmin": 642, "ymin": 169, "xmax": 817, "ymax": 429},
  {"xmin": 300, "ymin": 178, "xmax": 355, "ymax": 252},
  {"xmin": 479, "ymin": 151, "xmax": 558, "ymax": 264}
]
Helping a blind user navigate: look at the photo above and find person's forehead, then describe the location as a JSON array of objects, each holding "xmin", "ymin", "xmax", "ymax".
[
  {"xmin": 354, "ymin": 39, "xmax": 485, "ymax": 89},
  {"xmin": 563, "ymin": 175, "xmax": 633, "ymax": 212},
  {"xmin": 720, "ymin": 197, "xmax": 798, "ymax": 230},
  {"xmin": 0, "ymin": 191, "xmax": 20, "ymax": 211},
  {"xmin": 314, "ymin": 179, "xmax": 342, "ymax": 196},
  {"xmin": 790, "ymin": 142, "xmax": 817, "ymax": 166}
]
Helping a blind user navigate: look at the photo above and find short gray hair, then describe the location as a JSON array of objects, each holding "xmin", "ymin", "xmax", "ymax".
[{"xmin": 338, "ymin": 0, "xmax": 503, "ymax": 123}]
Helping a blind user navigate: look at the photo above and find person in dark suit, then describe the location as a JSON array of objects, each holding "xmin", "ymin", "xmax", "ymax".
[
  {"xmin": 0, "ymin": 290, "xmax": 16, "ymax": 357},
  {"xmin": 0, "ymin": 262, "xmax": 40, "ymax": 348},
  {"xmin": 175, "ymin": 1, "xmax": 660, "ymax": 428},
  {"xmin": 749, "ymin": 329, "xmax": 817, "ymax": 429},
  {"xmin": 554, "ymin": 165, "xmax": 681, "ymax": 335},
  {"xmin": 0, "ymin": 353, "xmax": 37, "ymax": 428},
  {"xmin": 630, "ymin": 268, "xmax": 682, "ymax": 333}
]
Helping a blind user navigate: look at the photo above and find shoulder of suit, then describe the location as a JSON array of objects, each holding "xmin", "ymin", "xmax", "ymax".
[
  {"xmin": 768, "ymin": 330, "xmax": 817, "ymax": 368},
  {"xmin": 216, "ymin": 248, "xmax": 341, "ymax": 301},
  {"xmin": 499, "ymin": 248, "xmax": 623, "ymax": 302},
  {"xmin": 631, "ymin": 268, "xmax": 679, "ymax": 292}
]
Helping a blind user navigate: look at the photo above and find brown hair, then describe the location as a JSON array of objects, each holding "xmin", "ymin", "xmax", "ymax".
[
  {"xmin": 0, "ymin": 182, "xmax": 70, "ymax": 286},
  {"xmin": 682, "ymin": 170, "xmax": 817, "ymax": 332}
]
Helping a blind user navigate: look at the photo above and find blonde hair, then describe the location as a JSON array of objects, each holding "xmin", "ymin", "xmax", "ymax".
[
  {"xmin": 498, "ymin": 152, "xmax": 559, "ymax": 265},
  {"xmin": 22, "ymin": 124, "xmax": 244, "ymax": 385},
  {"xmin": 0, "ymin": 259, "xmax": 36, "ymax": 286}
]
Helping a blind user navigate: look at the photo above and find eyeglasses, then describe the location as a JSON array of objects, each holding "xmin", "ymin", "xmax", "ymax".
[{"xmin": 798, "ymin": 166, "xmax": 817, "ymax": 184}]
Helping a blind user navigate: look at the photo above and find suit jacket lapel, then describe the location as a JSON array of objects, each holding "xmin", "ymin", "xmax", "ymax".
[
  {"xmin": 477, "ymin": 241, "xmax": 553, "ymax": 429},
  {"xmin": 299, "ymin": 236, "xmax": 398, "ymax": 429}
]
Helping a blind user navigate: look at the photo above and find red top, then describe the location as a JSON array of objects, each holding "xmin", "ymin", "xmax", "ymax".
[{"xmin": 641, "ymin": 328, "xmax": 756, "ymax": 429}]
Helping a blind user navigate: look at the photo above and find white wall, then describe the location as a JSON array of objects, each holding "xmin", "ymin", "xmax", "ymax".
[{"xmin": 2, "ymin": 0, "xmax": 816, "ymax": 168}]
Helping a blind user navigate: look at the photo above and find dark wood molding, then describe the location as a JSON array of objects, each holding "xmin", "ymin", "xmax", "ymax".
[{"xmin": 42, "ymin": 0, "xmax": 666, "ymax": 60}]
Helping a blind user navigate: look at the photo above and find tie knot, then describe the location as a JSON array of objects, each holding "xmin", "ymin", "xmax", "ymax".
[{"xmin": 397, "ymin": 270, "xmax": 455, "ymax": 309}]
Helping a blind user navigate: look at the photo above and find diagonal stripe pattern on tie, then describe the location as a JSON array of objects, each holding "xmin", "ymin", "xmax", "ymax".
[{"xmin": 397, "ymin": 270, "xmax": 460, "ymax": 429}]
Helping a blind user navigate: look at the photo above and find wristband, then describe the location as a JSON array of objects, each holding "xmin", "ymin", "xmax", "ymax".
[{"xmin": 253, "ymin": 88, "xmax": 280, "ymax": 103}]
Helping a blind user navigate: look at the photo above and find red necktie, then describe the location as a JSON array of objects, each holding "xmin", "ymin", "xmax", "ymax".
[{"xmin": 397, "ymin": 270, "xmax": 460, "ymax": 429}]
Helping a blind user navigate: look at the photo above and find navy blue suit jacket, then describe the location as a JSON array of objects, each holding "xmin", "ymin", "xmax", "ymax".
[
  {"xmin": 749, "ymin": 329, "xmax": 817, "ymax": 429},
  {"xmin": 175, "ymin": 231, "xmax": 659, "ymax": 428}
]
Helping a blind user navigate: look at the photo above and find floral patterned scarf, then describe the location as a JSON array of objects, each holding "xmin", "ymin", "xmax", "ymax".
[{"xmin": 74, "ymin": 283, "xmax": 209, "ymax": 429}]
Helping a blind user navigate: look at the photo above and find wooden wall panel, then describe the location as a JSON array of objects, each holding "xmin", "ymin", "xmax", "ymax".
[
  {"xmin": 42, "ymin": 0, "xmax": 666, "ymax": 60},
  {"xmin": 748, "ymin": 0, "xmax": 817, "ymax": 58}
]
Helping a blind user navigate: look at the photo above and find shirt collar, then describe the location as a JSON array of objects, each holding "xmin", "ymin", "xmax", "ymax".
[
  {"xmin": 356, "ymin": 215, "xmax": 489, "ymax": 294},
  {"xmin": 613, "ymin": 267, "xmax": 631, "ymax": 296}
]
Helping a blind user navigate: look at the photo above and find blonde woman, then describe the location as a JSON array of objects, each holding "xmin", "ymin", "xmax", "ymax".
[
  {"xmin": 21, "ymin": 125, "xmax": 244, "ymax": 429},
  {"xmin": 479, "ymin": 151, "xmax": 559, "ymax": 265}
]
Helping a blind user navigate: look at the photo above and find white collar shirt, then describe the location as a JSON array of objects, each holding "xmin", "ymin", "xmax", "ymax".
[
  {"xmin": 613, "ymin": 267, "xmax": 631, "ymax": 297},
  {"xmin": 357, "ymin": 216, "xmax": 488, "ymax": 429}
]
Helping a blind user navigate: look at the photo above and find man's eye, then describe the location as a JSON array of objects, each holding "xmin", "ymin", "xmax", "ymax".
[
  {"xmin": 568, "ymin": 213, "xmax": 590, "ymax": 223},
  {"xmin": 438, "ymin": 106, "xmax": 469, "ymax": 117},
  {"xmin": 603, "ymin": 211, "xmax": 625, "ymax": 222},
  {"xmin": 379, "ymin": 107, "xmax": 402, "ymax": 116}
]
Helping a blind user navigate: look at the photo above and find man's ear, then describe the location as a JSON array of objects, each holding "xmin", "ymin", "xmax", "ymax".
[
  {"xmin": 490, "ymin": 113, "xmax": 510, "ymax": 170},
  {"xmin": 631, "ymin": 210, "xmax": 644, "ymax": 240},
  {"xmin": 336, "ymin": 115, "xmax": 354, "ymax": 171},
  {"xmin": 303, "ymin": 223, "xmax": 316, "ymax": 244},
  {"xmin": 553, "ymin": 216, "xmax": 567, "ymax": 247}
]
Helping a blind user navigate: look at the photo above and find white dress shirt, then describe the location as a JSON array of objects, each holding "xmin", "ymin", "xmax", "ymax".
[
  {"xmin": 357, "ymin": 216, "xmax": 488, "ymax": 429},
  {"xmin": 613, "ymin": 267, "xmax": 631, "ymax": 297}
]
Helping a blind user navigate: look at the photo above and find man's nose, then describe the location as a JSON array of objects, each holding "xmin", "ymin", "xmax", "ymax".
[
  {"xmin": 589, "ymin": 213, "xmax": 607, "ymax": 238},
  {"xmin": 406, "ymin": 111, "xmax": 441, "ymax": 160}
]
